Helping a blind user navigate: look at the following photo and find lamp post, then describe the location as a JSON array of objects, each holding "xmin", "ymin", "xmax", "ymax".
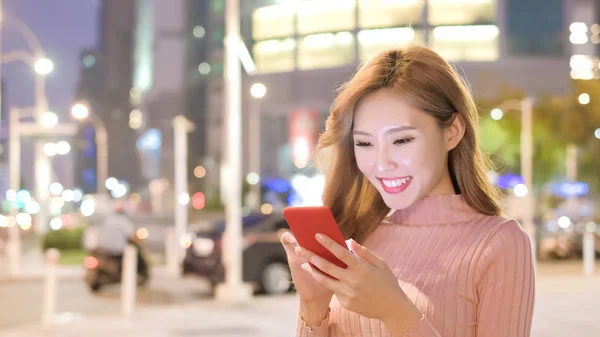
[
  {"xmin": 491, "ymin": 97, "xmax": 536, "ymax": 262},
  {"xmin": 6, "ymin": 107, "xmax": 76, "ymax": 276},
  {"xmin": 171, "ymin": 115, "xmax": 195, "ymax": 274},
  {"xmin": 216, "ymin": 0, "xmax": 253, "ymax": 303},
  {"xmin": 247, "ymin": 82, "xmax": 267, "ymax": 210},
  {"xmin": 2, "ymin": 16, "xmax": 55, "ymax": 234},
  {"xmin": 71, "ymin": 103, "xmax": 109, "ymax": 196}
]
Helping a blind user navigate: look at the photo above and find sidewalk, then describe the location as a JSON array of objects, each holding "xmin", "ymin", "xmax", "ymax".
[
  {"xmin": 3, "ymin": 260, "xmax": 599, "ymax": 336},
  {"xmin": 0, "ymin": 250, "xmax": 84, "ymax": 283},
  {"xmin": 3, "ymin": 295, "xmax": 300, "ymax": 337}
]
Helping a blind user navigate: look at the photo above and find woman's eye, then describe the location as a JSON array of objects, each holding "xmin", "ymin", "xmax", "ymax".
[
  {"xmin": 355, "ymin": 141, "xmax": 372, "ymax": 147},
  {"xmin": 393, "ymin": 138, "xmax": 413, "ymax": 145}
]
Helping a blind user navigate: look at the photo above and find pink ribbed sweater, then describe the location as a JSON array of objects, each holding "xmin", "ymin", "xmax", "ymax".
[{"xmin": 297, "ymin": 195, "xmax": 535, "ymax": 337}]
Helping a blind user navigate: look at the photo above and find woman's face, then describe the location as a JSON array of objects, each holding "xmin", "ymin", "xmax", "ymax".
[{"xmin": 352, "ymin": 88, "xmax": 463, "ymax": 210}]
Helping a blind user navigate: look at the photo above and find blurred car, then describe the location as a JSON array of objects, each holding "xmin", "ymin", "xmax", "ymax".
[
  {"xmin": 182, "ymin": 212, "xmax": 292, "ymax": 295},
  {"xmin": 538, "ymin": 218, "xmax": 600, "ymax": 259}
]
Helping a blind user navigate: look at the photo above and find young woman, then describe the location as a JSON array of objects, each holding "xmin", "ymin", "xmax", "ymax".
[{"xmin": 281, "ymin": 46, "xmax": 535, "ymax": 337}]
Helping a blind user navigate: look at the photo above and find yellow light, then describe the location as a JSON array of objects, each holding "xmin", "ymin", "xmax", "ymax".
[
  {"xmin": 261, "ymin": 203, "xmax": 273, "ymax": 215},
  {"xmin": 56, "ymin": 141, "xmax": 71, "ymax": 155},
  {"xmin": 40, "ymin": 112, "xmax": 58, "ymax": 128},
  {"xmin": 34, "ymin": 58, "xmax": 54, "ymax": 75},
  {"xmin": 137, "ymin": 228, "xmax": 149, "ymax": 240},
  {"xmin": 578, "ymin": 93, "xmax": 590, "ymax": 105},
  {"xmin": 250, "ymin": 83, "xmax": 267, "ymax": 99},
  {"xmin": 247, "ymin": 172, "xmax": 260, "ymax": 185},
  {"xmin": 16, "ymin": 213, "xmax": 32, "ymax": 228},
  {"xmin": 43, "ymin": 143, "xmax": 57, "ymax": 157},
  {"xmin": 71, "ymin": 103, "xmax": 89, "ymax": 119},
  {"xmin": 130, "ymin": 193, "xmax": 142, "ymax": 204},
  {"xmin": 194, "ymin": 165, "xmax": 207, "ymax": 178}
]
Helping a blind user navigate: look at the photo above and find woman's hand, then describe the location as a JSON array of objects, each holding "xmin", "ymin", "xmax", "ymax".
[
  {"xmin": 281, "ymin": 231, "xmax": 333, "ymax": 325},
  {"xmin": 296, "ymin": 234, "xmax": 422, "ymax": 328}
]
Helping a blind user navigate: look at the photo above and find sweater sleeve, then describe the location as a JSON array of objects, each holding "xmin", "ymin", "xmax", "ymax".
[
  {"xmin": 296, "ymin": 308, "xmax": 330, "ymax": 337},
  {"xmin": 474, "ymin": 220, "xmax": 536, "ymax": 337},
  {"xmin": 404, "ymin": 220, "xmax": 535, "ymax": 337}
]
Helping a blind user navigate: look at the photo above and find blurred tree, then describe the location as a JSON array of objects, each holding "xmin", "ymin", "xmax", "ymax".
[
  {"xmin": 476, "ymin": 80, "xmax": 600, "ymax": 194},
  {"xmin": 476, "ymin": 87, "xmax": 566, "ymax": 186}
]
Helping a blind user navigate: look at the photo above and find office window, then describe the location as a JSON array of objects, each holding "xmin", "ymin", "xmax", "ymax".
[
  {"xmin": 212, "ymin": 28, "xmax": 225, "ymax": 47},
  {"xmin": 430, "ymin": 25, "xmax": 499, "ymax": 61},
  {"xmin": 298, "ymin": 32, "xmax": 354, "ymax": 70},
  {"xmin": 358, "ymin": 0, "xmax": 425, "ymax": 29},
  {"xmin": 296, "ymin": 0, "xmax": 355, "ymax": 35},
  {"xmin": 212, "ymin": 0, "xmax": 225, "ymax": 14},
  {"xmin": 252, "ymin": 4, "xmax": 295, "ymax": 40},
  {"xmin": 429, "ymin": 0, "xmax": 495, "ymax": 26},
  {"xmin": 506, "ymin": 0, "xmax": 564, "ymax": 56},
  {"xmin": 358, "ymin": 28, "xmax": 424, "ymax": 61},
  {"xmin": 254, "ymin": 38, "xmax": 296, "ymax": 73}
]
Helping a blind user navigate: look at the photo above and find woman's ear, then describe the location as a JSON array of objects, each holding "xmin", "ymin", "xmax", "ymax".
[{"xmin": 445, "ymin": 113, "xmax": 466, "ymax": 151}]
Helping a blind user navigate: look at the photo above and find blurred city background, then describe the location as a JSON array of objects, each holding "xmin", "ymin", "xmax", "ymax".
[{"xmin": 0, "ymin": 0, "xmax": 599, "ymax": 336}]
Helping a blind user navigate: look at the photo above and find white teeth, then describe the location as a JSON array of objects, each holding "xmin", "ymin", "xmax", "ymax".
[{"xmin": 381, "ymin": 176, "xmax": 411, "ymax": 188}]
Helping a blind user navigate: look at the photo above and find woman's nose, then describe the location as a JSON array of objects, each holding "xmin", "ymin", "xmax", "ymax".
[{"xmin": 376, "ymin": 145, "xmax": 397, "ymax": 172}]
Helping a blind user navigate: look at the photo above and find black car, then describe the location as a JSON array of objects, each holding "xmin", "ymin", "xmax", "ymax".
[{"xmin": 182, "ymin": 212, "xmax": 293, "ymax": 295}]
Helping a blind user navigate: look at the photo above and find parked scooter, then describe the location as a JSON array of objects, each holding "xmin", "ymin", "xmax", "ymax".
[{"xmin": 84, "ymin": 241, "xmax": 150, "ymax": 292}]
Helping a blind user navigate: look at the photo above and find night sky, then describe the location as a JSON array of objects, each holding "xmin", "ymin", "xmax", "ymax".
[{"xmin": 2, "ymin": 0, "xmax": 98, "ymax": 118}]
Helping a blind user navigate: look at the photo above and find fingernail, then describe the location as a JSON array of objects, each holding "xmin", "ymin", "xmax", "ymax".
[
  {"xmin": 301, "ymin": 263, "xmax": 310, "ymax": 272},
  {"xmin": 315, "ymin": 233, "xmax": 323, "ymax": 241}
]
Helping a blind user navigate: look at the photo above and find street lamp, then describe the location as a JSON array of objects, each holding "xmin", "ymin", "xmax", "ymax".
[
  {"xmin": 491, "ymin": 98, "xmax": 536, "ymax": 260},
  {"xmin": 70, "ymin": 102, "xmax": 109, "ymax": 196},
  {"xmin": 34, "ymin": 57, "xmax": 53, "ymax": 75},
  {"xmin": 247, "ymin": 82, "xmax": 267, "ymax": 210},
  {"xmin": 40, "ymin": 112, "xmax": 58, "ymax": 128},
  {"xmin": 250, "ymin": 82, "xmax": 267, "ymax": 99},
  {"xmin": 71, "ymin": 103, "xmax": 89, "ymax": 119},
  {"xmin": 1, "ymin": 16, "xmax": 55, "ymax": 236}
]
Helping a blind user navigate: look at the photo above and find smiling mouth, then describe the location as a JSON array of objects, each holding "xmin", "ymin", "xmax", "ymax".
[{"xmin": 377, "ymin": 176, "xmax": 413, "ymax": 194}]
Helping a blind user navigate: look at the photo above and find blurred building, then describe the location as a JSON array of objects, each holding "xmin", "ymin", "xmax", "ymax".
[
  {"xmin": 73, "ymin": 0, "xmax": 143, "ymax": 195},
  {"xmin": 200, "ymin": 0, "xmax": 573, "ymax": 183},
  {"xmin": 73, "ymin": 49, "xmax": 103, "ymax": 194},
  {"xmin": 77, "ymin": 0, "xmax": 589, "ymax": 203},
  {"xmin": 98, "ymin": 0, "xmax": 141, "ymax": 190}
]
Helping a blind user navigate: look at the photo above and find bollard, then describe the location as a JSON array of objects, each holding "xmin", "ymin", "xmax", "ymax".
[
  {"xmin": 7, "ymin": 222, "xmax": 21, "ymax": 277},
  {"xmin": 583, "ymin": 229, "xmax": 596, "ymax": 276},
  {"xmin": 121, "ymin": 244, "xmax": 138, "ymax": 317},
  {"xmin": 165, "ymin": 226, "xmax": 179, "ymax": 276},
  {"xmin": 43, "ymin": 248, "xmax": 60, "ymax": 328}
]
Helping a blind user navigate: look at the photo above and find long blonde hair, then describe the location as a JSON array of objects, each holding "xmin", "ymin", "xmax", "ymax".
[{"xmin": 318, "ymin": 46, "xmax": 502, "ymax": 243}]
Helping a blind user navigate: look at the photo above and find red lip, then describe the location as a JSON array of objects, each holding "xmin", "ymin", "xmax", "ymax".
[{"xmin": 378, "ymin": 177, "xmax": 412, "ymax": 194}]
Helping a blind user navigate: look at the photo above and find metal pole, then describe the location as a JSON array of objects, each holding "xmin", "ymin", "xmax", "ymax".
[
  {"xmin": 34, "ymin": 74, "xmax": 51, "ymax": 235},
  {"xmin": 216, "ymin": 0, "xmax": 252, "ymax": 303},
  {"xmin": 94, "ymin": 118, "xmax": 109, "ymax": 196},
  {"xmin": 520, "ymin": 97, "xmax": 536, "ymax": 266},
  {"xmin": 248, "ymin": 98, "xmax": 261, "ymax": 209},
  {"xmin": 8, "ymin": 107, "xmax": 21, "ymax": 276},
  {"xmin": 173, "ymin": 115, "xmax": 193, "ymax": 268}
]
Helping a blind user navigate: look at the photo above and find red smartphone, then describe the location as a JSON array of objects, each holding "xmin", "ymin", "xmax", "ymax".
[{"xmin": 282, "ymin": 206, "xmax": 349, "ymax": 274}]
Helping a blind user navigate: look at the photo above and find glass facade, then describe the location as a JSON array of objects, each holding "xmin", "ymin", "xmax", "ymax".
[
  {"xmin": 505, "ymin": 0, "xmax": 564, "ymax": 56},
  {"xmin": 251, "ymin": 0, "xmax": 503, "ymax": 73},
  {"xmin": 358, "ymin": 0, "xmax": 425, "ymax": 29}
]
